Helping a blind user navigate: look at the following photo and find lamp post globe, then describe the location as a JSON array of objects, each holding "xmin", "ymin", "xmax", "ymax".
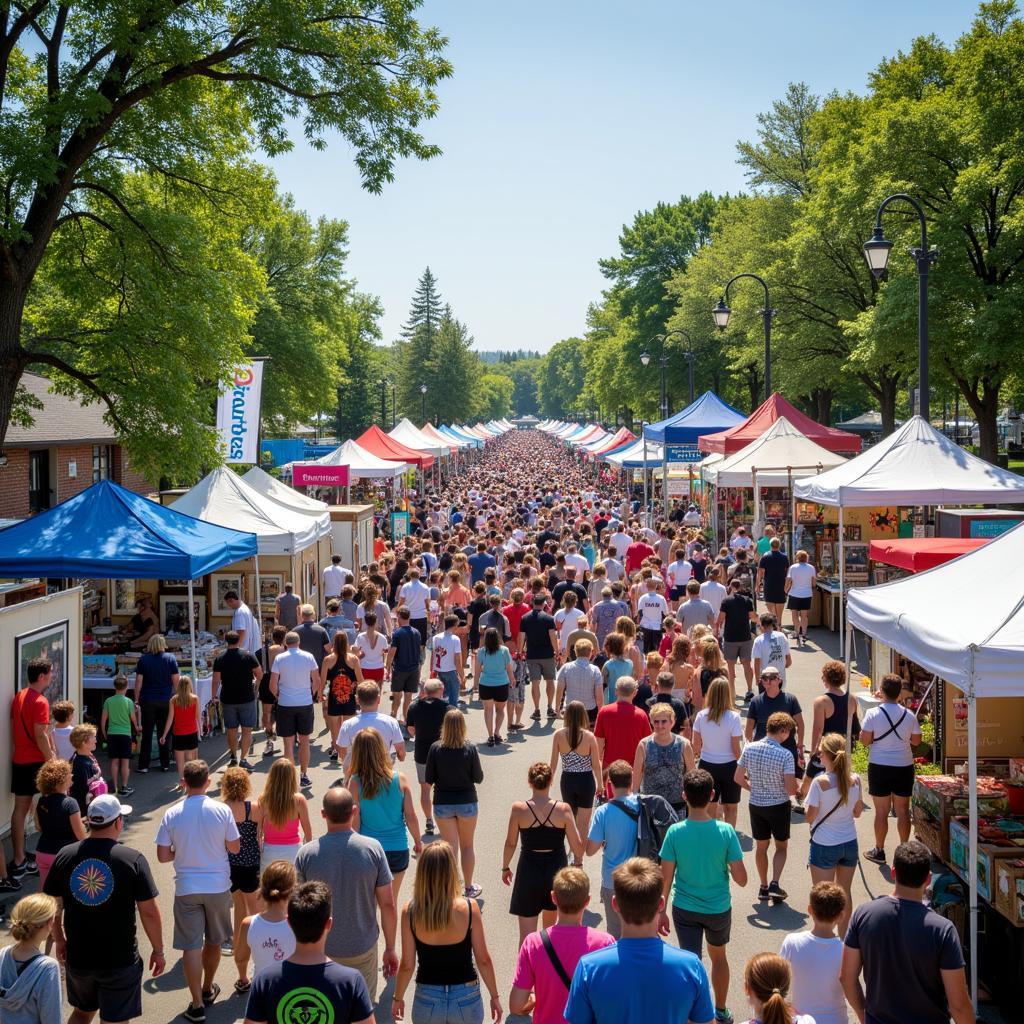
[
  {"xmin": 712, "ymin": 299, "xmax": 731, "ymax": 331},
  {"xmin": 639, "ymin": 351, "xmax": 651, "ymax": 367},
  {"xmin": 862, "ymin": 226, "xmax": 894, "ymax": 278}
]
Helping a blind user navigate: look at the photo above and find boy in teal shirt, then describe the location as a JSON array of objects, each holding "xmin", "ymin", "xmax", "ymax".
[
  {"xmin": 101, "ymin": 675, "xmax": 139, "ymax": 797},
  {"xmin": 659, "ymin": 768, "xmax": 746, "ymax": 1024}
]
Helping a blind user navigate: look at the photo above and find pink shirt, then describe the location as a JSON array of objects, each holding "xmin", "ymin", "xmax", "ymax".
[{"xmin": 511, "ymin": 924, "xmax": 615, "ymax": 1024}]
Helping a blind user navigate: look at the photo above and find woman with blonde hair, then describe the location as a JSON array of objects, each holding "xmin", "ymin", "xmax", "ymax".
[
  {"xmin": 549, "ymin": 701, "xmax": 602, "ymax": 840},
  {"xmin": 220, "ymin": 765, "xmax": 263, "ymax": 986},
  {"xmin": 805, "ymin": 732, "xmax": 863, "ymax": 934},
  {"xmin": 356, "ymin": 582, "xmax": 393, "ymax": 636},
  {"xmin": 233, "ymin": 860, "xmax": 297, "ymax": 993},
  {"xmin": 698, "ymin": 638, "xmax": 727, "ymax": 710},
  {"xmin": 158, "ymin": 674, "xmax": 200, "ymax": 785},
  {"xmin": 392, "ymin": 841, "xmax": 502, "ymax": 1024},
  {"xmin": 257, "ymin": 758, "xmax": 311, "ymax": 871},
  {"xmin": 614, "ymin": 615, "xmax": 644, "ymax": 678},
  {"xmin": 688, "ymin": 624, "xmax": 711, "ymax": 666},
  {"xmin": 741, "ymin": 952, "xmax": 813, "ymax": 1024},
  {"xmin": 0, "ymin": 894, "xmax": 61, "ymax": 1024},
  {"xmin": 350, "ymin": 729, "xmax": 421, "ymax": 899},
  {"xmin": 425, "ymin": 709, "xmax": 484, "ymax": 898},
  {"xmin": 692, "ymin": 676, "xmax": 744, "ymax": 826}
]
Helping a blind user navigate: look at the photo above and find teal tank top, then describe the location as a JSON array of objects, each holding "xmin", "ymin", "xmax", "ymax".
[{"xmin": 357, "ymin": 773, "xmax": 407, "ymax": 851}]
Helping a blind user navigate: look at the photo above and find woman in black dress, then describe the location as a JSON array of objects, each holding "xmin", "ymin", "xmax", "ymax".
[
  {"xmin": 320, "ymin": 632, "xmax": 363, "ymax": 763},
  {"xmin": 500, "ymin": 761, "xmax": 583, "ymax": 947}
]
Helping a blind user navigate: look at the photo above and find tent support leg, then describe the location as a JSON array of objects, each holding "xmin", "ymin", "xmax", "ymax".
[
  {"xmin": 662, "ymin": 457, "xmax": 669, "ymax": 519},
  {"xmin": 844, "ymin": 624, "xmax": 854, "ymax": 751},
  {"xmin": 788, "ymin": 470, "xmax": 795, "ymax": 558},
  {"xmin": 187, "ymin": 579, "xmax": 198, "ymax": 686},
  {"xmin": 839, "ymin": 506, "xmax": 845, "ymax": 657},
  {"xmin": 642, "ymin": 437, "xmax": 648, "ymax": 525},
  {"xmin": 254, "ymin": 553, "xmax": 265, "ymax": 662},
  {"xmin": 968, "ymin": 672, "xmax": 979, "ymax": 1011}
]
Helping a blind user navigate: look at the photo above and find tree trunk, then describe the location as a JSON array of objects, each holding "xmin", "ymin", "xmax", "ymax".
[
  {"xmin": 0, "ymin": 284, "xmax": 28, "ymax": 449},
  {"xmin": 745, "ymin": 364, "xmax": 762, "ymax": 412},
  {"xmin": 814, "ymin": 387, "xmax": 833, "ymax": 426},
  {"xmin": 969, "ymin": 380, "xmax": 1002, "ymax": 464},
  {"xmin": 878, "ymin": 374, "xmax": 899, "ymax": 436}
]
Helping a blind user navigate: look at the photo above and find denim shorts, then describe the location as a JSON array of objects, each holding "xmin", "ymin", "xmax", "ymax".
[
  {"xmin": 808, "ymin": 837, "xmax": 859, "ymax": 868},
  {"xmin": 433, "ymin": 802, "xmax": 478, "ymax": 819},
  {"xmin": 412, "ymin": 981, "xmax": 483, "ymax": 1024},
  {"xmin": 222, "ymin": 700, "xmax": 257, "ymax": 730}
]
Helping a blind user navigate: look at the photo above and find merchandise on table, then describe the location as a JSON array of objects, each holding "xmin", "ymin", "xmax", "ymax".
[
  {"xmin": 912, "ymin": 775, "xmax": 1008, "ymax": 861},
  {"xmin": 994, "ymin": 859, "xmax": 1024, "ymax": 927},
  {"xmin": 948, "ymin": 816, "xmax": 1024, "ymax": 904}
]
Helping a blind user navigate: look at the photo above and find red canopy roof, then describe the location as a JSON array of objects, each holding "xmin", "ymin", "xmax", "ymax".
[
  {"xmin": 355, "ymin": 424, "xmax": 433, "ymax": 469},
  {"xmin": 591, "ymin": 427, "xmax": 636, "ymax": 455},
  {"xmin": 697, "ymin": 393, "xmax": 862, "ymax": 455},
  {"xmin": 868, "ymin": 538, "xmax": 990, "ymax": 573}
]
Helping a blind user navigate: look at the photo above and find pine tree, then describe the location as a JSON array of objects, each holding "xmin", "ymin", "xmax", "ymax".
[
  {"xmin": 431, "ymin": 310, "xmax": 478, "ymax": 423},
  {"xmin": 397, "ymin": 267, "xmax": 443, "ymax": 419}
]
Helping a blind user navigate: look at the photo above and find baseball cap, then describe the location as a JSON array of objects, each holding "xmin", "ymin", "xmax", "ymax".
[{"xmin": 87, "ymin": 793, "xmax": 132, "ymax": 826}]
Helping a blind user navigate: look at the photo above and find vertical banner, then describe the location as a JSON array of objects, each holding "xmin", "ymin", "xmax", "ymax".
[{"xmin": 216, "ymin": 362, "xmax": 264, "ymax": 464}]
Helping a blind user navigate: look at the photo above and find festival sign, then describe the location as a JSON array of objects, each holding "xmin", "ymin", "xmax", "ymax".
[
  {"xmin": 293, "ymin": 464, "xmax": 349, "ymax": 488},
  {"xmin": 216, "ymin": 361, "xmax": 265, "ymax": 464}
]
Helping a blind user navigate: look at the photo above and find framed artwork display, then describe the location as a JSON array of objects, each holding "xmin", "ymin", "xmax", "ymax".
[
  {"xmin": 211, "ymin": 574, "xmax": 244, "ymax": 616},
  {"xmin": 16, "ymin": 620, "xmax": 69, "ymax": 706},
  {"xmin": 160, "ymin": 595, "xmax": 206, "ymax": 634},
  {"xmin": 160, "ymin": 579, "xmax": 193, "ymax": 591},
  {"xmin": 251, "ymin": 574, "xmax": 283, "ymax": 607},
  {"xmin": 844, "ymin": 542, "xmax": 870, "ymax": 581},
  {"xmin": 109, "ymin": 579, "xmax": 138, "ymax": 616}
]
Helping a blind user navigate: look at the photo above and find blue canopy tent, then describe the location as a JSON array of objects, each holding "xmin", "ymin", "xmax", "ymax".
[
  {"xmin": 642, "ymin": 392, "xmax": 746, "ymax": 516},
  {"xmin": 0, "ymin": 479, "xmax": 258, "ymax": 677},
  {"xmin": 441, "ymin": 425, "xmax": 483, "ymax": 448}
]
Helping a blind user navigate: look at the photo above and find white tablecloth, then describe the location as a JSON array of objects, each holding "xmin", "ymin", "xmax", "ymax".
[{"xmin": 84, "ymin": 674, "xmax": 213, "ymax": 714}]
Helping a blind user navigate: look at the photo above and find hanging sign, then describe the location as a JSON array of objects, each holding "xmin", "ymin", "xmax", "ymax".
[
  {"xmin": 293, "ymin": 464, "xmax": 349, "ymax": 488},
  {"xmin": 216, "ymin": 362, "xmax": 265, "ymax": 464},
  {"xmin": 390, "ymin": 510, "xmax": 411, "ymax": 540},
  {"xmin": 665, "ymin": 444, "xmax": 702, "ymax": 463}
]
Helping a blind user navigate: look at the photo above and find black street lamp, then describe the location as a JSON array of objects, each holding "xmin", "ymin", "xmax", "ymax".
[
  {"xmin": 663, "ymin": 328, "xmax": 696, "ymax": 406},
  {"xmin": 420, "ymin": 383, "xmax": 428, "ymax": 423},
  {"xmin": 863, "ymin": 193, "xmax": 939, "ymax": 421},
  {"xmin": 391, "ymin": 383, "xmax": 397, "ymax": 428},
  {"xmin": 378, "ymin": 377, "xmax": 389, "ymax": 426},
  {"xmin": 712, "ymin": 273, "xmax": 776, "ymax": 400},
  {"xmin": 641, "ymin": 327, "xmax": 698, "ymax": 418},
  {"xmin": 639, "ymin": 348, "xmax": 669, "ymax": 421}
]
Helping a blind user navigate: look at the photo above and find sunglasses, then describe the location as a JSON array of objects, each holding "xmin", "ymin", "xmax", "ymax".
[{"xmin": 760, "ymin": 674, "xmax": 779, "ymax": 681}]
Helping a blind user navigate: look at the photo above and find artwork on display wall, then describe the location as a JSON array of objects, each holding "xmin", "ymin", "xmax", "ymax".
[
  {"xmin": 211, "ymin": 574, "xmax": 244, "ymax": 616},
  {"xmin": 844, "ymin": 542, "xmax": 870, "ymax": 581},
  {"xmin": 252, "ymin": 574, "xmax": 283, "ymax": 607},
  {"xmin": 109, "ymin": 579, "xmax": 138, "ymax": 616},
  {"xmin": 16, "ymin": 620, "xmax": 69, "ymax": 705},
  {"xmin": 160, "ymin": 579, "xmax": 193, "ymax": 591},
  {"xmin": 795, "ymin": 502, "xmax": 825, "ymax": 524},
  {"xmin": 763, "ymin": 500, "xmax": 786, "ymax": 522},
  {"xmin": 159, "ymin": 595, "xmax": 206, "ymax": 634},
  {"xmin": 843, "ymin": 524, "xmax": 862, "ymax": 541}
]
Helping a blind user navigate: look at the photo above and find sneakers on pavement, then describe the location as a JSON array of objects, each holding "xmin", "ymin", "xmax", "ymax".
[
  {"xmin": 715, "ymin": 1010, "xmax": 735, "ymax": 1024},
  {"xmin": 300, "ymin": 774, "xmax": 312, "ymax": 789},
  {"xmin": 202, "ymin": 983, "xmax": 221, "ymax": 1006},
  {"xmin": 238, "ymin": 758, "xmax": 254, "ymax": 772},
  {"xmin": 425, "ymin": 819, "xmax": 435, "ymax": 835},
  {"xmin": 864, "ymin": 847, "xmax": 887, "ymax": 864},
  {"xmin": 530, "ymin": 710, "xmax": 541, "ymax": 720},
  {"xmin": 227, "ymin": 756, "xmax": 238, "ymax": 768},
  {"xmin": 768, "ymin": 881, "xmax": 788, "ymax": 901},
  {"xmin": 757, "ymin": 884, "xmax": 770, "ymax": 901},
  {"xmin": 0, "ymin": 876, "xmax": 22, "ymax": 893},
  {"xmin": 181, "ymin": 1003, "xmax": 205, "ymax": 1023}
]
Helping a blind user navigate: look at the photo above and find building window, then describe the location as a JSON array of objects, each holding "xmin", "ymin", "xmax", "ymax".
[{"xmin": 92, "ymin": 445, "xmax": 112, "ymax": 482}]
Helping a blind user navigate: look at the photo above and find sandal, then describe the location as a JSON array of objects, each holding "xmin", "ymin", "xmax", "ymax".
[{"xmin": 234, "ymin": 979, "xmax": 251, "ymax": 995}]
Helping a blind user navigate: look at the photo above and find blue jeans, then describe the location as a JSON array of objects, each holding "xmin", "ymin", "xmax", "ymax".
[
  {"xmin": 412, "ymin": 981, "xmax": 483, "ymax": 1024},
  {"xmin": 438, "ymin": 671, "xmax": 461, "ymax": 707}
]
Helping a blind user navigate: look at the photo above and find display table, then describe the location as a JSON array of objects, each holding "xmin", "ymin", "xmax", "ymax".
[
  {"xmin": 83, "ymin": 673, "xmax": 215, "ymax": 735},
  {"xmin": 855, "ymin": 691, "xmax": 882, "ymax": 717},
  {"xmin": 816, "ymin": 580, "xmax": 851, "ymax": 631}
]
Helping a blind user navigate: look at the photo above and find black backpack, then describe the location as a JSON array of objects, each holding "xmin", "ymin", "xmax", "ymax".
[{"xmin": 610, "ymin": 795, "xmax": 679, "ymax": 863}]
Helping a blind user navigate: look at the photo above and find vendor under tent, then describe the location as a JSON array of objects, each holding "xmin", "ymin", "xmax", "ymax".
[
  {"xmin": 846, "ymin": 521, "xmax": 1024, "ymax": 1008},
  {"xmin": 793, "ymin": 415, "xmax": 1024, "ymax": 655},
  {"xmin": 356, "ymin": 424, "xmax": 434, "ymax": 470},
  {"xmin": 0, "ymin": 479, "xmax": 257, "ymax": 688},
  {"xmin": 699, "ymin": 392, "xmax": 862, "ymax": 456},
  {"xmin": 868, "ymin": 537, "xmax": 990, "ymax": 573}
]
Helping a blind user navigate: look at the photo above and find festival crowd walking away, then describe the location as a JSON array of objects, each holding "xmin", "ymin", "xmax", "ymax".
[{"xmin": 2, "ymin": 427, "xmax": 975, "ymax": 1024}]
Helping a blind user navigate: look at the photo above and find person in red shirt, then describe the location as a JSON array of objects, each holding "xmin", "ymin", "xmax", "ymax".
[
  {"xmin": 624, "ymin": 537, "xmax": 655, "ymax": 575},
  {"xmin": 9, "ymin": 657, "xmax": 57, "ymax": 876},
  {"xmin": 594, "ymin": 677, "xmax": 652, "ymax": 797},
  {"xmin": 503, "ymin": 588, "xmax": 531, "ymax": 732}
]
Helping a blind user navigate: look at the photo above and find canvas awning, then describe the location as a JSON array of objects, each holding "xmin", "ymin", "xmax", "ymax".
[
  {"xmin": 867, "ymin": 537, "xmax": 990, "ymax": 573},
  {"xmin": 311, "ymin": 439, "xmax": 407, "ymax": 479},
  {"xmin": 389, "ymin": 418, "xmax": 450, "ymax": 458},
  {"xmin": 356, "ymin": 424, "xmax": 434, "ymax": 469},
  {"xmin": 241, "ymin": 466, "xmax": 329, "ymax": 514},
  {"xmin": 419, "ymin": 423, "xmax": 460, "ymax": 452},
  {"xmin": 644, "ymin": 391, "xmax": 746, "ymax": 445}
]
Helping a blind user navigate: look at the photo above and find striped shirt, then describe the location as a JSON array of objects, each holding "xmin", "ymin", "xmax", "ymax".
[
  {"xmin": 557, "ymin": 658, "xmax": 603, "ymax": 710},
  {"xmin": 738, "ymin": 737, "xmax": 795, "ymax": 806}
]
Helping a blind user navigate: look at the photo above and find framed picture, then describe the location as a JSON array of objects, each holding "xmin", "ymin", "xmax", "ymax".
[
  {"xmin": 108, "ymin": 579, "xmax": 138, "ymax": 616},
  {"xmin": 844, "ymin": 542, "xmax": 870, "ymax": 580},
  {"xmin": 763, "ymin": 500, "xmax": 785, "ymax": 521},
  {"xmin": 251, "ymin": 574, "xmax": 283, "ymax": 607},
  {"xmin": 843, "ymin": 524, "xmax": 861, "ymax": 541},
  {"xmin": 160, "ymin": 595, "xmax": 206, "ymax": 634},
  {"xmin": 16, "ymin": 620, "xmax": 69, "ymax": 706},
  {"xmin": 211, "ymin": 573, "xmax": 244, "ymax": 616},
  {"xmin": 160, "ymin": 579, "xmax": 193, "ymax": 591}
]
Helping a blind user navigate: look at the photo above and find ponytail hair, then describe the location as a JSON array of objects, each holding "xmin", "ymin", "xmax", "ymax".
[
  {"xmin": 820, "ymin": 732, "xmax": 853, "ymax": 805},
  {"xmin": 744, "ymin": 953, "xmax": 794, "ymax": 1024}
]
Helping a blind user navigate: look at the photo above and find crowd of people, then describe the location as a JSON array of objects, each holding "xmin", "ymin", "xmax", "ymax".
[{"xmin": 1, "ymin": 428, "xmax": 974, "ymax": 1024}]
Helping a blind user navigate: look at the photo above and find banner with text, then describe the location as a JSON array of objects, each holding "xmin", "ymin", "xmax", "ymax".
[
  {"xmin": 293, "ymin": 464, "xmax": 349, "ymax": 488},
  {"xmin": 665, "ymin": 444, "xmax": 703, "ymax": 463},
  {"xmin": 216, "ymin": 362, "xmax": 264, "ymax": 464}
]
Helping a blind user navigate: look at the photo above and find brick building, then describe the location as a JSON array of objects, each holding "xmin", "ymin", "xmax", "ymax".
[{"xmin": 0, "ymin": 373, "xmax": 154, "ymax": 521}]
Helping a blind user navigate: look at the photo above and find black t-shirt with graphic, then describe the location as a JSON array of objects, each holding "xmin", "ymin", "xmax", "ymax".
[{"xmin": 244, "ymin": 960, "xmax": 373, "ymax": 1024}]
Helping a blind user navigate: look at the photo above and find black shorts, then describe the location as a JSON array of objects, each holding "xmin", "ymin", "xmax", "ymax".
[
  {"xmin": 172, "ymin": 732, "xmax": 199, "ymax": 752},
  {"xmin": 385, "ymin": 848, "xmax": 410, "ymax": 874},
  {"xmin": 258, "ymin": 678, "xmax": 277, "ymax": 705},
  {"xmin": 10, "ymin": 760, "xmax": 44, "ymax": 796},
  {"xmin": 410, "ymin": 618, "xmax": 429, "ymax": 647},
  {"xmin": 670, "ymin": 586, "xmax": 687, "ymax": 602},
  {"xmin": 749, "ymin": 800, "xmax": 792, "ymax": 842},
  {"xmin": 230, "ymin": 863, "xmax": 260, "ymax": 894},
  {"xmin": 787, "ymin": 595, "xmax": 812, "ymax": 611},
  {"xmin": 698, "ymin": 758, "xmax": 741, "ymax": 805},
  {"xmin": 65, "ymin": 959, "xmax": 143, "ymax": 1022},
  {"xmin": 327, "ymin": 691, "xmax": 357, "ymax": 718},
  {"xmin": 275, "ymin": 704, "xmax": 315, "ymax": 738},
  {"xmin": 560, "ymin": 771, "xmax": 596, "ymax": 813},
  {"xmin": 764, "ymin": 589, "xmax": 787, "ymax": 605},
  {"xmin": 868, "ymin": 762, "xmax": 915, "ymax": 798},
  {"xmin": 479, "ymin": 683, "xmax": 509, "ymax": 702},
  {"xmin": 106, "ymin": 734, "xmax": 133, "ymax": 759},
  {"xmin": 391, "ymin": 668, "xmax": 420, "ymax": 694}
]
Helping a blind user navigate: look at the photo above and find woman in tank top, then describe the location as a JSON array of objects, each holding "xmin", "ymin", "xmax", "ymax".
[
  {"xmin": 800, "ymin": 659, "xmax": 860, "ymax": 805},
  {"xmin": 548, "ymin": 701, "xmax": 602, "ymax": 840},
  {"xmin": 220, "ymin": 765, "xmax": 263, "ymax": 989},
  {"xmin": 633, "ymin": 703, "xmax": 695, "ymax": 814},
  {"xmin": 350, "ymin": 729, "xmax": 421, "ymax": 900},
  {"xmin": 256, "ymin": 759, "xmax": 311, "ymax": 871},
  {"xmin": 234, "ymin": 860, "xmax": 297, "ymax": 992},
  {"xmin": 393, "ymin": 841, "xmax": 502, "ymax": 1024},
  {"xmin": 320, "ymin": 631, "xmax": 363, "ymax": 763}
]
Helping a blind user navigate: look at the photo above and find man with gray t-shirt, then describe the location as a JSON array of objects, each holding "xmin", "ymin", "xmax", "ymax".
[
  {"xmin": 677, "ymin": 580, "xmax": 715, "ymax": 634},
  {"xmin": 294, "ymin": 786, "xmax": 396, "ymax": 1004}
]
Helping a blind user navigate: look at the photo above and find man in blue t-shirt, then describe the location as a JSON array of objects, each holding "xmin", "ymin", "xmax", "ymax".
[
  {"xmin": 386, "ymin": 607, "xmax": 422, "ymax": 721},
  {"xmin": 467, "ymin": 541, "xmax": 496, "ymax": 584},
  {"xmin": 586, "ymin": 759, "xmax": 640, "ymax": 939},
  {"xmin": 565, "ymin": 857, "xmax": 714, "ymax": 1024},
  {"xmin": 244, "ymin": 880, "xmax": 373, "ymax": 1024}
]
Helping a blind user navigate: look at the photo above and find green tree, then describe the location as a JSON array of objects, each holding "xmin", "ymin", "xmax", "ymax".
[
  {"xmin": 396, "ymin": 266, "xmax": 444, "ymax": 416},
  {"xmin": 0, "ymin": 1, "xmax": 451, "ymax": 452},
  {"xmin": 537, "ymin": 337, "xmax": 587, "ymax": 419},
  {"xmin": 489, "ymin": 356, "xmax": 542, "ymax": 415},
  {"xmin": 334, "ymin": 292, "xmax": 384, "ymax": 440}
]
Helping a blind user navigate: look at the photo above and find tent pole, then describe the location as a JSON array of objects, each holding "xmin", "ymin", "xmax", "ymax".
[
  {"xmin": 662, "ymin": 453, "xmax": 669, "ymax": 520},
  {"xmin": 642, "ymin": 435, "xmax": 648, "ymax": 526},
  {"xmin": 254, "ymin": 552, "xmax": 265, "ymax": 666},
  {"xmin": 839, "ymin": 506, "xmax": 845, "ymax": 657},
  {"xmin": 752, "ymin": 469, "xmax": 760, "ymax": 541},
  {"xmin": 788, "ymin": 469, "xmax": 795, "ymax": 557},
  {"xmin": 187, "ymin": 578, "xmax": 198, "ymax": 685},
  {"xmin": 967, "ymin": 651, "xmax": 979, "ymax": 1011},
  {"xmin": 844, "ymin": 624, "xmax": 854, "ymax": 751}
]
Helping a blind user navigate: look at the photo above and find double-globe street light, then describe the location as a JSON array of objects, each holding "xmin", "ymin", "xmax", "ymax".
[
  {"xmin": 640, "ymin": 328, "xmax": 698, "ymax": 421},
  {"xmin": 862, "ymin": 193, "xmax": 938, "ymax": 421},
  {"xmin": 712, "ymin": 273, "xmax": 776, "ymax": 401}
]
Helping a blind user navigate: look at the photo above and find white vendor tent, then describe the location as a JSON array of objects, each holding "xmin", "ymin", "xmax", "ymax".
[
  {"xmin": 389, "ymin": 418, "xmax": 450, "ymax": 459},
  {"xmin": 602, "ymin": 436, "xmax": 665, "ymax": 467},
  {"xmin": 242, "ymin": 466, "xmax": 329, "ymax": 515},
  {"xmin": 846, "ymin": 523, "xmax": 1024, "ymax": 1007},
  {"xmin": 313, "ymin": 439, "xmax": 407, "ymax": 479},
  {"xmin": 172, "ymin": 466, "xmax": 330, "ymax": 555}
]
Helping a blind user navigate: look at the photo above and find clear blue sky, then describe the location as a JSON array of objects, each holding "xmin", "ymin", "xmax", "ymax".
[{"xmin": 269, "ymin": 1, "xmax": 976, "ymax": 354}]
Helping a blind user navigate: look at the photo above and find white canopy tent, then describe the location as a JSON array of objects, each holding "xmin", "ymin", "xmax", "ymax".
[
  {"xmin": 602, "ymin": 436, "xmax": 665, "ymax": 467},
  {"xmin": 793, "ymin": 415, "xmax": 1024, "ymax": 654},
  {"xmin": 313, "ymin": 439, "xmax": 407, "ymax": 479},
  {"xmin": 389, "ymin": 418, "xmax": 451, "ymax": 459},
  {"xmin": 242, "ymin": 466, "xmax": 329, "ymax": 515},
  {"xmin": 846, "ymin": 523, "xmax": 1024, "ymax": 1008}
]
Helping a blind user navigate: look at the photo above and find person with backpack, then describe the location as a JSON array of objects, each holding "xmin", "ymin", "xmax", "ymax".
[
  {"xmin": 658, "ymin": 769, "xmax": 747, "ymax": 1024},
  {"xmin": 510, "ymin": 866, "xmax": 614, "ymax": 1024}
]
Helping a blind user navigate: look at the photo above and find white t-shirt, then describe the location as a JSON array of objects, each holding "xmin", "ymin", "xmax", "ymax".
[
  {"xmin": 779, "ymin": 930, "xmax": 846, "ymax": 1024},
  {"xmin": 271, "ymin": 647, "xmax": 318, "ymax": 707},
  {"xmin": 248, "ymin": 914, "xmax": 297, "ymax": 976},
  {"xmin": 692, "ymin": 708, "xmax": 743, "ymax": 764},
  {"xmin": 786, "ymin": 561, "xmax": 816, "ymax": 598},
  {"xmin": 667, "ymin": 560, "xmax": 693, "ymax": 589},
  {"xmin": 805, "ymin": 771, "xmax": 861, "ymax": 845},
  {"xmin": 356, "ymin": 631, "xmax": 388, "ymax": 670},
  {"xmin": 729, "ymin": 534, "xmax": 753, "ymax": 553},
  {"xmin": 337, "ymin": 710, "xmax": 404, "ymax": 762},
  {"xmin": 156, "ymin": 795, "xmax": 239, "ymax": 896},
  {"xmin": 862, "ymin": 703, "xmax": 919, "ymax": 766},
  {"xmin": 751, "ymin": 629, "xmax": 791, "ymax": 681},
  {"xmin": 609, "ymin": 532, "xmax": 631, "ymax": 559},
  {"xmin": 231, "ymin": 601, "xmax": 261, "ymax": 655},
  {"xmin": 636, "ymin": 592, "xmax": 668, "ymax": 630},
  {"xmin": 322, "ymin": 563, "xmax": 350, "ymax": 598},
  {"xmin": 355, "ymin": 600, "xmax": 390, "ymax": 631},
  {"xmin": 699, "ymin": 580, "xmax": 727, "ymax": 618},
  {"xmin": 554, "ymin": 608, "xmax": 584, "ymax": 649},
  {"xmin": 601, "ymin": 557, "xmax": 624, "ymax": 583},
  {"xmin": 430, "ymin": 631, "xmax": 462, "ymax": 674},
  {"xmin": 565, "ymin": 553, "xmax": 589, "ymax": 578},
  {"xmin": 398, "ymin": 579, "xmax": 431, "ymax": 618}
]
